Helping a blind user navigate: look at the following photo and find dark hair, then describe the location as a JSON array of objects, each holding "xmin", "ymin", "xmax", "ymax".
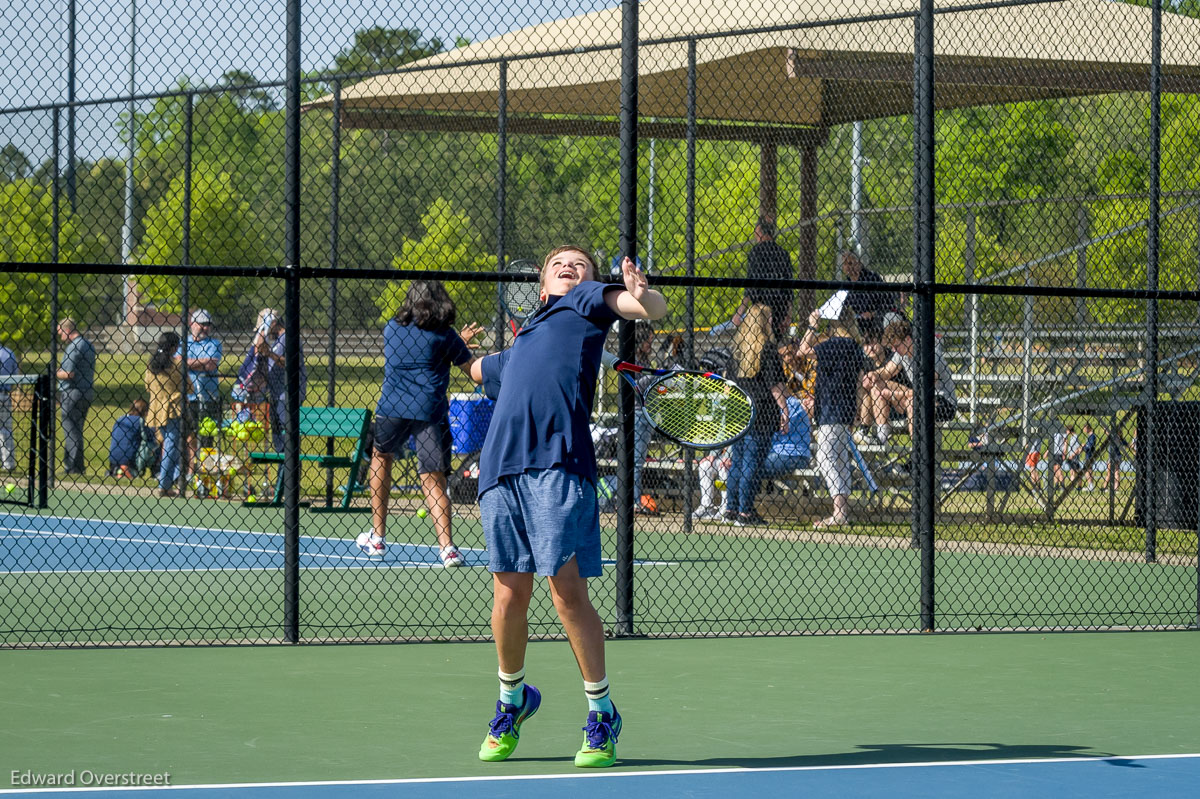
[
  {"xmin": 148, "ymin": 331, "xmax": 180, "ymax": 375},
  {"xmin": 130, "ymin": 398, "xmax": 149, "ymax": 416},
  {"xmin": 757, "ymin": 216, "xmax": 777, "ymax": 238},
  {"xmin": 396, "ymin": 280, "xmax": 456, "ymax": 331}
]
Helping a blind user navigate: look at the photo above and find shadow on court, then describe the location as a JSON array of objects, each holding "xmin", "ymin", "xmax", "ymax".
[{"xmin": 506, "ymin": 742, "xmax": 1114, "ymax": 770}]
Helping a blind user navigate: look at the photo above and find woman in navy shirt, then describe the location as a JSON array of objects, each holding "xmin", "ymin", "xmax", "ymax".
[
  {"xmin": 797, "ymin": 305, "xmax": 866, "ymax": 528},
  {"xmin": 355, "ymin": 281, "xmax": 482, "ymax": 566}
]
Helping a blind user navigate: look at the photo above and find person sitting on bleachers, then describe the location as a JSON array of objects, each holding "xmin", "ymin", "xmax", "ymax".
[
  {"xmin": 761, "ymin": 395, "xmax": 812, "ymax": 482},
  {"xmin": 862, "ymin": 318, "xmax": 958, "ymax": 443}
]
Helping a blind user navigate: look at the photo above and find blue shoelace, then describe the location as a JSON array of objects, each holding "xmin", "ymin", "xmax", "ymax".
[
  {"xmin": 488, "ymin": 704, "xmax": 518, "ymax": 737},
  {"xmin": 582, "ymin": 715, "xmax": 618, "ymax": 749}
]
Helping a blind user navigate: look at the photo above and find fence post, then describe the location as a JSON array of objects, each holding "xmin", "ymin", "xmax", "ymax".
[
  {"xmin": 282, "ymin": 0, "xmax": 302, "ymax": 643},
  {"xmin": 178, "ymin": 93, "xmax": 193, "ymax": 500},
  {"xmin": 614, "ymin": 0, "xmax": 639, "ymax": 637},
  {"xmin": 325, "ymin": 80, "xmax": 341, "ymax": 506},
  {"xmin": 495, "ymin": 61, "xmax": 508, "ymax": 350},
  {"xmin": 913, "ymin": 1, "xmax": 936, "ymax": 631},
  {"xmin": 1075, "ymin": 204, "xmax": 1089, "ymax": 326},
  {"xmin": 49, "ymin": 107, "xmax": 60, "ymax": 490},
  {"xmin": 683, "ymin": 39, "xmax": 697, "ymax": 536},
  {"xmin": 965, "ymin": 211, "xmax": 977, "ymax": 424},
  {"xmin": 1144, "ymin": 0, "xmax": 1162, "ymax": 564}
]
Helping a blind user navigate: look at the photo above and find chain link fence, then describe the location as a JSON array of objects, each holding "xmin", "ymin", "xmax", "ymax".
[{"xmin": 2, "ymin": 0, "xmax": 1199, "ymax": 646}]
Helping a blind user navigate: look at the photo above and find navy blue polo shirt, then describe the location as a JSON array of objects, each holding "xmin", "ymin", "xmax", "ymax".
[
  {"xmin": 477, "ymin": 281, "xmax": 621, "ymax": 496},
  {"xmin": 813, "ymin": 336, "xmax": 867, "ymax": 426},
  {"xmin": 377, "ymin": 320, "xmax": 472, "ymax": 421}
]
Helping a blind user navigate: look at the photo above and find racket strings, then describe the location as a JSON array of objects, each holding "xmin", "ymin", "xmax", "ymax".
[{"xmin": 642, "ymin": 374, "xmax": 753, "ymax": 448}]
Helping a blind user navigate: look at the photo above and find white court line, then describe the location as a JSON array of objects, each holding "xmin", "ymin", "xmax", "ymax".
[
  {"xmin": 0, "ymin": 522, "xmax": 677, "ymax": 568},
  {"xmin": 0, "ymin": 752, "xmax": 1196, "ymax": 793},
  {"xmin": 0, "ymin": 528, "xmax": 476, "ymax": 571}
]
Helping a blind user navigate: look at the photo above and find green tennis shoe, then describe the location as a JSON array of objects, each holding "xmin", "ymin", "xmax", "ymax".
[
  {"xmin": 573, "ymin": 706, "xmax": 621, "ymax": 768},
  {"xmin": 478, "ymin": 685, "xmax": 541, "ymax": 762}
]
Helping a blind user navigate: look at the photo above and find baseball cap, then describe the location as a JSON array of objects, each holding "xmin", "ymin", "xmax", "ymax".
[{"xmin": 190, "ymin": 309, "xmax": 212, "ymax": 325}]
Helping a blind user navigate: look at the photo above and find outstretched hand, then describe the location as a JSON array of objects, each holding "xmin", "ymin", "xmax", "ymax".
[
  {"xmin": 620, "ymin": 256, "xmax": 648, "ymax": 301},
  {"xmin": 459, "ymin": 322, "xmax": 485, "ymax": 346}
]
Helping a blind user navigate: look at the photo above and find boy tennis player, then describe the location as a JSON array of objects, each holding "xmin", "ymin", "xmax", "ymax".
[{"xmin": 469, "ymin": 246, "xmax": 666, "ymax": 767}]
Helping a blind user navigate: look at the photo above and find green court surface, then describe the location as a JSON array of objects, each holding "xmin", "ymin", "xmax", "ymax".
[
  {"xmin": 2, "ymin": 632, "xmax": 1198, "ymax": 787},
  {"xmin": 3, "ymin": 489, "xmax": 1199, "ymax": 644}
]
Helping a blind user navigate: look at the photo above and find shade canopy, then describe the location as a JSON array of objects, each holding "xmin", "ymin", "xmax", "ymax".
[{"xmin": 310, "ymin": 0, "xmax": 1200, "ymax": 140}]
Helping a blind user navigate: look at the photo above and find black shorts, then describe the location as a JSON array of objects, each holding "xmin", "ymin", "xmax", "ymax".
[{"xmin": 374, "ymin": 415, "xmax": 451, "ymax": 475}]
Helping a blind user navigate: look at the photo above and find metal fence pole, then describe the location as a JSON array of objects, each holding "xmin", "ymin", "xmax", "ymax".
[
  {"xmin": 965, "ymin": 212, "xmax": 977, "ymax": 423},
  {"xmin": 913, "ymin": 0, "xmax": 936, "ymax": 631},
  {"xmin": 66, "ymin": 0, "xmax": 77, "ymax": 211},
  {"xmin": 1144, "ymin": 0, "xmax": 1162, "ymax": 564},
  {"xmin": 683, "ymin": 38, "xmax": 697, "ymax": 537},
  {"xmin": 614, "ymin": 0, "xmax": 639, "ymax": 637},
  {"xmin": 496, "ymin": 61, "xmax": 508, "ymax": 350},
  {"xmin": 282, "ymin": 0, "xmax": 302, "ymax": 643},
  {"xmin": 49, "ymin": 107, "xmax": 60, "ymax": 490},
  {"xmin": 325, "ymin": 81, "xmax": 342, "ymax": 506},
  {"xmin": 178, "ymin": 93, "xmax": 193, "ymax": 500},
  {"xmin": 1075, "ymin": 204, "xmax": 1089, "ymax": 325}
]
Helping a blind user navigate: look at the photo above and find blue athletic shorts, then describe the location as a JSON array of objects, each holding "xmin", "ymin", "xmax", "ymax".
[
  {"xmin": 373, "ymin": 415, "xmax": 451, "ymax": 475},
  {"xmin": 480, "ymin": 469, "xmax": 602, "ymax": 577}
]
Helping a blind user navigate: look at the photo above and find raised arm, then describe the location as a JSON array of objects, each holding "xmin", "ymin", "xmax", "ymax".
[{"xmin": 605, "ymin": 256, "xmax": 667, "ymax": 321}]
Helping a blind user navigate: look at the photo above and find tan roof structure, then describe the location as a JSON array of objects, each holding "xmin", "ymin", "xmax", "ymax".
[
  {"xmin": 310, "ymin": 0, "xmax": 1200, "ymax": 138},
  {"xmin": 307, "ymin": 0, "xmax": 1200, "ymax": 281}
]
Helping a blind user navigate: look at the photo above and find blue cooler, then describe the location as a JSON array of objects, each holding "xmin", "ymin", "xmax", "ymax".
[{"xmin": 448, "ymin": 393, "xmax": 495, "ymax": 454}]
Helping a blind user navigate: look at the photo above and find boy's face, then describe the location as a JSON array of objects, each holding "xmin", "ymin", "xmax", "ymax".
[{"xmin": 541, "ymin": 249, "xmax": 595, "ymax": 301}]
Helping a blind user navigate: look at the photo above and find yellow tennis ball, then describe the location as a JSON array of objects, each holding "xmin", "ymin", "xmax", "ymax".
[
  {"xmin": 416, "ymin": 508, "xmax": 427, "ymax": 518},
  {"xmin": 4, "ymin": 483, "xmax": 15, "ymax": 494}
]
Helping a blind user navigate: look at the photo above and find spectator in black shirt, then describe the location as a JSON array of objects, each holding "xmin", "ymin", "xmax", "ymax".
[
  {"xmin": 839, "ymin": 250, "xmax": 897, "ymax": 341},
  {"xmin": 731, "ymin": 217, "xmax": 794, "ymax": 339}
]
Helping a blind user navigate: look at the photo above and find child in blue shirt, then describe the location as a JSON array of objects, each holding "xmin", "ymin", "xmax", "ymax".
[
  {"xmin": 470, "ymin": 248, "xmax": 666, "ymax": 768},
  {"xmin": 108, "ymin": 399, "xmax": 149, "ymax": 479}
]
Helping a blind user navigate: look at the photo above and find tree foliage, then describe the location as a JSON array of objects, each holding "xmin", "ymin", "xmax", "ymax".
[{"xmin": 134, "ymin": 167, "xmax": 273, "ymax": 318}]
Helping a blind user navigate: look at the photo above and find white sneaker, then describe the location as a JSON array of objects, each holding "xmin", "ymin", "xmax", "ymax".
[
  {"xmin": 355, "ymin": 532, "xmax": 385, "ymax": 557},
  {"xmin": 440, "ymin": 545, "xmax": 465, "ymax": 567},
  {"xmin": 692, "ymin": 505, "xmax": 718, "ymax": 520}
]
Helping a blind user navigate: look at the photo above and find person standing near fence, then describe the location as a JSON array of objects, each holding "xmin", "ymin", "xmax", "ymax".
[
  {"xmin": 0, "ymin": 343, "xmax": 19, "ymax": 472},
  {"xmin": 145, "ymin": 331, "xmax": 183, "ymax": 497},
  {"xmin": 56, "ymin": 319, "xmax": 96, "ymax": 476},
  {"xmin": 798, "ymin": 305, "xmax": 866, "ymax": 529},
  {"xmin": 728, "ymin": 303, "xmax": 789, "ymax": 526},
  {"xmin": 355, "ymin": 281, "xmax": 482, "ymax": 567},
  {"xmin": 469, "ymin": 249, "xmax": 666, "ymax": 768},
  {"xmin": 729, "ymin": 217, "xmax": 794, "ymax": 333},
  {"xmin": 264, "ymin": 310, "xmax": 307, "ymax": 456},
  {"xmin": 175, "ymin": 310, "xmax": 223, "ymax": 478}
]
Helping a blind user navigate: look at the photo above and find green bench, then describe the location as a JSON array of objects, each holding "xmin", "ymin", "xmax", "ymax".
[{"xmin": 244, "ymin": 406, "xmax": 372, "ymax": 513}]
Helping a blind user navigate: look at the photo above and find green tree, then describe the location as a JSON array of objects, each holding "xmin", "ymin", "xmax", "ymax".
[
  {"xmin": 1, "ymin": 144, "xmax": 31, "ymax": 181},
  {"xmin": 0, "ymin": 180, "xmax": 107, "ymax": 346},
  {"xmin": 333, "ymin": 27, "xmax": 445, "ymax": 75},
  {"xmin": 374, "ymin": 198, "xmax": 493, "ymax": 324},
  {"xmin": 134, "ymin": 167, "xmax": 273, "ymax": 320}
]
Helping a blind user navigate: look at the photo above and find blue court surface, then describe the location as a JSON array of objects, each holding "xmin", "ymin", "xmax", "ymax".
[
  {"xmin": 2, "ymin": 754, "xmax": 1197, "ymax": 798},
  {"xmin": 0, "ymin": 511, "xmax": 482, "ymax": 571},
  {"xmin": 0, "ymin": 512, "xmax": 672, "ymax": 572}
]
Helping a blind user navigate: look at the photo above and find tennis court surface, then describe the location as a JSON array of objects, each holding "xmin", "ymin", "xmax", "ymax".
[{"xmin": 3, "ymin": 631, "xmax": 1197, "ymax": 798}]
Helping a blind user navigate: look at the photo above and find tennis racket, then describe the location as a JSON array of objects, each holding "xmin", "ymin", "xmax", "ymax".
[
  {"xmin": 603, "ymin": 355, "xmax": 755, "ymax": 450},
  {"xmin": 500, "ymin": 258, "xmax": 542, "ymax": 335}
]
